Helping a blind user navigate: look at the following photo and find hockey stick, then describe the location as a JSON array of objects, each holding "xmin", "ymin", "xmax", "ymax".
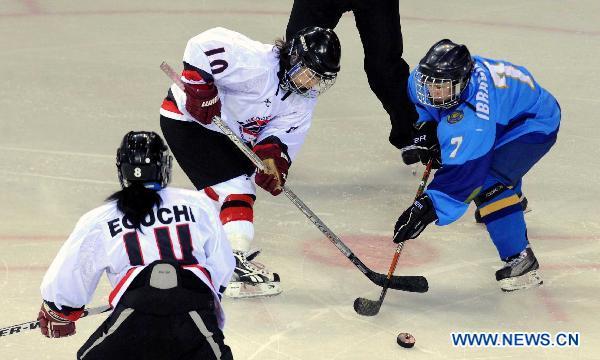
[
  {"xmin": 354, "ymin": 159, "xmax": 434, "ymax": 316},
  {"xmin": 160, "ymin": 61, "xmax": 428, "ymax": 293},
  {"xmin": 0, "ymin": 305, "xmax": 112, "ymax": 337}
]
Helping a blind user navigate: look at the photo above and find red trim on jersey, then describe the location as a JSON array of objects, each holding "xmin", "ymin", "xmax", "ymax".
[
  {"xmin": 160, "ymin": 98, "xmax": 183, "ymax": 115},
  {"xmin": 182, "ymin": 264, "xmax": 214, "ymax": 289},
  {"xmin": 204, "ymin": 187, "xmax": 219, "ymax": 202},
  {"xmin": 55, "ymin": 308, "xmax": 85, "ymax": 322},
  {"xmin": 223, "ymin": 194, "xmax": 255, "ymax": 206},
  {"xmin": 182, "ymin": 69, "xmax": 204, "ymax": 82},
  {"xmin": 182, "ymin": 70, "xmax": 213, "ymax": 89},
  {"xmin": 220, "ymin": 206, "xmax": 253, "ymax": 224},
  {"xmin": 108, "ymin": 267, "xmax": 138, "ymax": 305}
]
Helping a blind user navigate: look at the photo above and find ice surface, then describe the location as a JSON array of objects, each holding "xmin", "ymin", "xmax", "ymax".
[{"xmin": 1, "ymin": 1, "xmax": 599, "ymax": 359}]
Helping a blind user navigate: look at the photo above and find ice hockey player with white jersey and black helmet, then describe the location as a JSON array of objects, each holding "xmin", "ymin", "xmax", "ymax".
[
  {"xmin": 159, "ymin": 26, "xmax": 341, "ymax": 298},
  {"xmin": 38, "ymin": 131, "xmax": 235, "ymax": 359}
]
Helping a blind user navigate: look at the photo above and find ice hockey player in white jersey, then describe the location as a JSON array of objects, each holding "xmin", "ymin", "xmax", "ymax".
[
  {"xmin": 38, "ymin": 131, "xmax": 235, "ymax": 359},
  {"xmin": 159, "ymin": 26, "xmax": 341, "ymax": 298}
]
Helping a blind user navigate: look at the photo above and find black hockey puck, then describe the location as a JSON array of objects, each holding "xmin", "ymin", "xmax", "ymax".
[{"xmin": 397, "ymin": 332, "xmax": 415, "ymax": 348}]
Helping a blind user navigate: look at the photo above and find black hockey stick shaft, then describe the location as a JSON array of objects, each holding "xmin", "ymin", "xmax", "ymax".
[
  {"xmin": 0, "ymin": 305, "xmax": 112, "ymax": 337},
  {"xmin": 160, "ymin": 61, "xmax": 427, "ymax": 292}
]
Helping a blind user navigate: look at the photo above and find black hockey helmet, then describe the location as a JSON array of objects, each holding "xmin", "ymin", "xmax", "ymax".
[
  {"xmin": 280, "ymin": 26, "xmax": 341, "ymax": 97},
  {"xmin": 415, "ymin": 39, "xmax": 474, "ymax": 108},
  {"xmin": 116, "ymin": 131, "xmax": 172, "ymax": 189}
]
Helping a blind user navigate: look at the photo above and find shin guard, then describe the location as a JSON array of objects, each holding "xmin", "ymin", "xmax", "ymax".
[{"xmin": 474, "ymin": 182, "xmax": 528, "ymax": 260}]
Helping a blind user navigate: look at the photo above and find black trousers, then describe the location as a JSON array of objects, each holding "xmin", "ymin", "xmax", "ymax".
[
  {"xmin": 286, "ymin": 0, "xmax": 418, "ymax": 149},
  {"xmin": 77, "ymin": 262, "xmax": 234, "ymax": 360},
  {"xmin": 160, "ymin": 116, "xmax": 255, "ymax": 190}
]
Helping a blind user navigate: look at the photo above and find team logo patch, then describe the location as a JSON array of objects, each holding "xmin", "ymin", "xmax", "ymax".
[
  {"xmin": 447, "ymin": 110, "xmax": 464, "ymax": 124},
  {"xmin": 238, "ymin": 116, "xmax": 273, "ymax": 140}
]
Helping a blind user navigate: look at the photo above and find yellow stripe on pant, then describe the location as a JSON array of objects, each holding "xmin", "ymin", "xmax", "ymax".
[{"xmin": 478, "ymin": 194, "xmax": 521, "ymax": 217}]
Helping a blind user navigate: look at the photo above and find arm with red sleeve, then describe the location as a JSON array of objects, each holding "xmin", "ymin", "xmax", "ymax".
[
  {"xmin": 39, "ymin": 210, "xmax": 108, "ymax": 338},
  {"xmin": 181, "ymin": 63, "xmax": 221, "ymax": 125},
  {"xmin": 179, "ymin": 34, "xmax": 224, "ymax": 125},
  {"xmin": 253, "ymin": 103, "xmax": 314, "ymax": 195}
]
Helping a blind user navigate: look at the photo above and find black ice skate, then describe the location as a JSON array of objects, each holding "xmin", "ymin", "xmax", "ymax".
[
  {"xmin": 495, "ymin": 247, "xmax": 543, "ymax": 292},
  {"xmin": 224, "ymin": 249, "xmax": 282, "ymax": 298},
  {"xmin": 475, "ymin": 195, "xmax": 529, "ymax": 223}
]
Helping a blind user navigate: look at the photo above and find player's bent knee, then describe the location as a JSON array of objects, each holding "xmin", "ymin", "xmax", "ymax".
[
  {"xmin": 219, "ymin": 194, "xmax": 255, "ymax": 224},
  {"xmin": 474, "ymin": 183, "xmax": 522, "ymax": 224}
]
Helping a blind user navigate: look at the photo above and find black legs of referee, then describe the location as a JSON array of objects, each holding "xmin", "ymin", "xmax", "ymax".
[{"xmin": 286, "ymin": 0, "xmax": 418, "ymax": 149}]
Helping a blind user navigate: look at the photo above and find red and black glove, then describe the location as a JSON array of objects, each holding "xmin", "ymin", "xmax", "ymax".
[
  {"xmin": 38, "ymin": 301, "xmax": 83, "ymax": 338},
  {"xmin": 253, "ymin": 137, "xmax": 290, "ymax": 196},
  {"xmin": 184, "ymin": 82, "xmax": 221, "ymax": 125},
  {"xmin": 181, "ymin": 63, "xmax": 221, "ymax": 125}
]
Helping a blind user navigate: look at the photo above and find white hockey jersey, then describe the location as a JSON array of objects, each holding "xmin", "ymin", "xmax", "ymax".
[
  {"xmin": 40, "ymin": 187, "xmax": 235, "ymax": 328},
  {"xmin": 159, "ymin": 27, "xmax": 318, "ymax": 161}
]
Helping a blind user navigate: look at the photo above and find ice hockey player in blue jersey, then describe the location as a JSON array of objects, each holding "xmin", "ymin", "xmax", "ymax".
[{"xmin": 395, "ymin": 39, "xmax": 560, "ymax": 292}]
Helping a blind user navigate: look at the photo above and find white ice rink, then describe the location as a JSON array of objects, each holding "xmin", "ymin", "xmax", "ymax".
[{"xmin": 1, "ymin": 1, "xmax": 599, "ymax": 359}]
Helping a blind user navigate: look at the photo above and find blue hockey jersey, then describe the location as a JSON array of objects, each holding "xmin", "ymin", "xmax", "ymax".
[{"xmin": 407, "ymin": 56, "xmax": 560, "ymax": 225}]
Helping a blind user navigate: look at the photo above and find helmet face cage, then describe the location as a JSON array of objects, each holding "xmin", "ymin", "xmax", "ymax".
[
  {"xmin": 280, "ymin": 27, "xmax": 340, "ymax": 98},
  {"xmin": 414, "ymin": 70, "xmax": 469, "ymax": 109},
  {"xmin": 281, "ymin": 61, "xmax": 337, "ymax": 98},
  {"xmin": 116, "ymin": 132, "xmax": 173, "ymax": 189}
]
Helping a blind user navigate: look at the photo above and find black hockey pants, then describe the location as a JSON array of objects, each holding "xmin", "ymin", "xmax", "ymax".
[
  {"xmin": 77, "ymin": 261, "xmax": 234, "ymax": 360},
  {"xmin": 160, "ymin": 115, "xmax": 254, "ymax": 190}
]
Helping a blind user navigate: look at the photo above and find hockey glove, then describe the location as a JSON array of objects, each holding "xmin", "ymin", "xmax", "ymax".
[
  {"xmin": 253, "ymin": 137, "xmax": 290, "ymax": 196},
  {"xmin": 400, "ymin": 122, "xmax": 441, "ymax": 169},
  {"xmin": 38, "ymin": 301, "xmax": 83, "ymax": 338},
  {"xmin": 184, "ymin": 82, "xmax": 221, "ymax": 125},
  {"xmin": 393, "ymin": 194, "xmax": 438, "ymax": 243}
]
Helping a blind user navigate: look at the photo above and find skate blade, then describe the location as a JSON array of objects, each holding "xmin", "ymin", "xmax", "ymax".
[
  {"xmin": 500, "ymin": 270, "xmax": 543, "ymax": 292},
  {"xmin": 224, "ymin": 281, "xmax": 282, "ymax": 298}
]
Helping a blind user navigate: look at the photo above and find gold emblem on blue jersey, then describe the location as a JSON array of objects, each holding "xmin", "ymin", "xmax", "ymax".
[{"xmin": 448, "ymin": 110, "xmax": 464, "ymax": 124}]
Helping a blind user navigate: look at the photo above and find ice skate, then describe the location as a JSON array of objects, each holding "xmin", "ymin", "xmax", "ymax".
[
  {"xmin": 496, "ymin": 247, "xmax": 543, "ymax": 292},
  {"xmin": 224, "ymin": 249, "xmax": 282, "ymax": 298}
]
